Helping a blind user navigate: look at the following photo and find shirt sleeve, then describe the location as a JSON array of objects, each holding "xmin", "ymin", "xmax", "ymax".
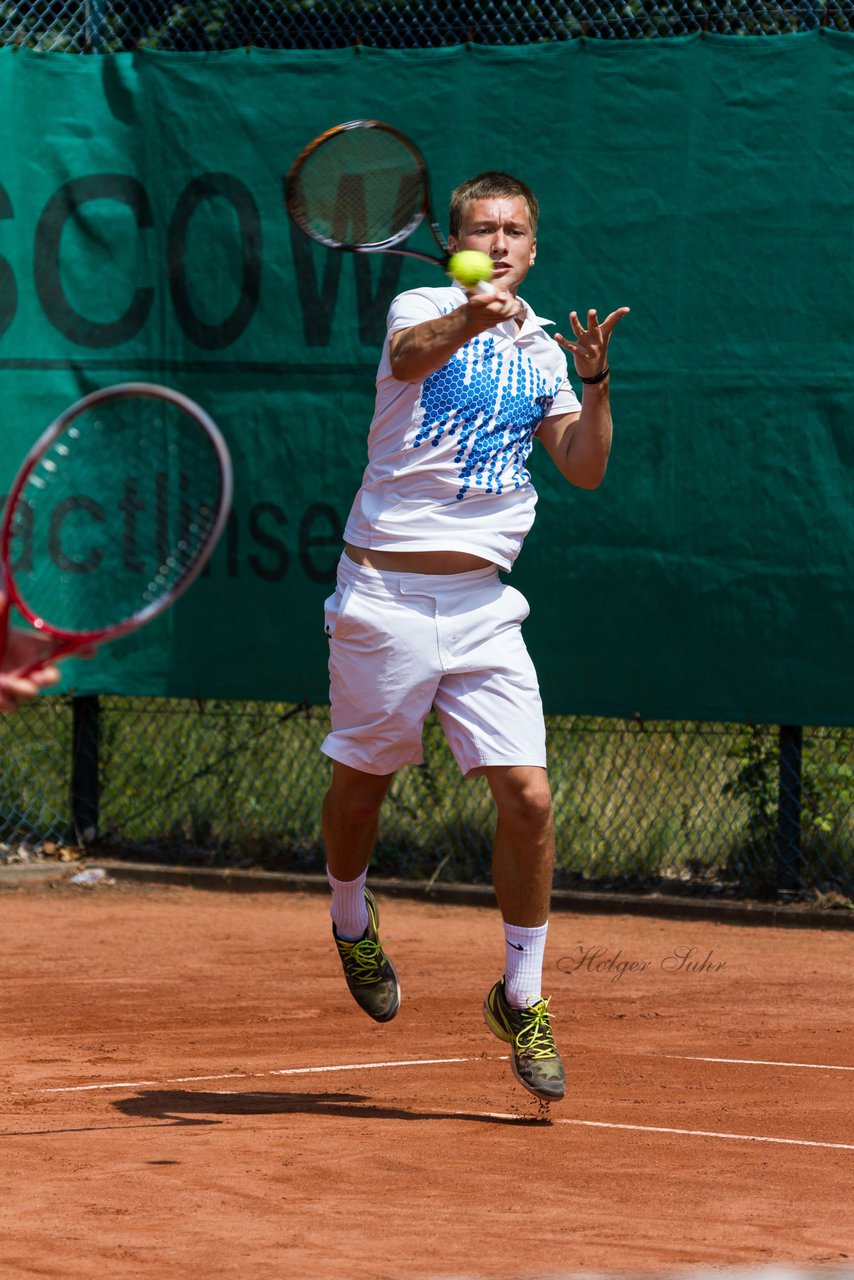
[
  {"xmin": 386, "ymin": 287, "xmax": 452, "ymax": 335},
  {"xmin": 549, "ymin": 377, "xmax": 583, "ymax": 417},
  {"xmin": 544, "ymin": 342, "xmax": 582, "ymax": 419}
]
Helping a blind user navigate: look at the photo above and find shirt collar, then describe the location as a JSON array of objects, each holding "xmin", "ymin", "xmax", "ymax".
[{"xmin": 517, "ymin": 295, "xmax": 554, "ymax": 332}]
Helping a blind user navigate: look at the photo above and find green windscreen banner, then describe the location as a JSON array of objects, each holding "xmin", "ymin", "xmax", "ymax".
[{"xmin": 0, "ymin": 34, "xmax": 851, "ymax": 723}]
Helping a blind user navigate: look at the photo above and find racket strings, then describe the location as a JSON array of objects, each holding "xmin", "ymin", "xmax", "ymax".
[
  {"xmin": 8, "ymin": 400, "xmax": 226, "ymax": 636},
  {"xmin": 141, "ymin": 472, "xmax": 219, "ymax": 611},
  {"xmin": 290, "ymin": 127, "xmax": 426, "ymax": 248}
]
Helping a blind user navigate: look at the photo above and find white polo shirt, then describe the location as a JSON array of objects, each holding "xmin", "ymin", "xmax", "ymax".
[{"xmin": 343, "ymin": 284, "xmax": 581, "ymax": 570}]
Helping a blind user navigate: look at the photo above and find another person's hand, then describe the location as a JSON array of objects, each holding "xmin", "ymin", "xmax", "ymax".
[{"xmin": 0, "ymin": 592, "xmax": 61, "ymax": 711}]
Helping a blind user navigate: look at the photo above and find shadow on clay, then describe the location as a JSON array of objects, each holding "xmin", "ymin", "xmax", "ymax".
[{"xmin": 111, "ymin": 1088, "xmax": 547, "ymax": 1126}]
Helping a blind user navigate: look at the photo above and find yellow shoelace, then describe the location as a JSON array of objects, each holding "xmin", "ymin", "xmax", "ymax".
[
  {"xmin": 514, "ymin": 998, "xmax": 558, "ymax": 1060},
  {"xmin": 338, "ymin": 936, "xmax": 384, "ymax": 985}
]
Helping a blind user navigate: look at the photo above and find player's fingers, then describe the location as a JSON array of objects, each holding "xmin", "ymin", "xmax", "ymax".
[
  {"xmin": 0, "ymin": 672, "xmax": 43, "ymax": 704},
  {"xmin": 600, "ymin": 306, "xmax": 631, "ymax": 336},
  {"xmin": 467, "ymin": 289, "xmax": 509, "ymax": 312},
  {"xmin": 587, "ymin": 308, "xmax": 600, "ymax": 333},
  {"xmin": 30, "ymin": 665, "xmax": 61, "ymax": 688},
  {"xmin": 568, "ymin": 311, "xmax": 585, "ymax": 336}
]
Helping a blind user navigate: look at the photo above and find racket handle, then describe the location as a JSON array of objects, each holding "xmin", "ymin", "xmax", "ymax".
[{"xmin": 10, "ymin": 632, "xmax": 70, "ymax": 681}]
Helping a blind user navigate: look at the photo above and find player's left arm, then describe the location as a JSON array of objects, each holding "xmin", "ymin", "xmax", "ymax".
[{"xmin": 537, "ymin": 305, "xmax": 630, "ymax": 490}]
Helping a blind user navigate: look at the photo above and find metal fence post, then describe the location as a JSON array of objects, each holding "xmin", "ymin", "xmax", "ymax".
[
  {"xmin": 71, "ymin": 696, "xmax": 101, "ymax": 844},
  {"xmin": 85, "ymin": 0, "xmax": 105, "ymax": 51},
  {"xmin": 776, "ymin": 724, "xmax": 803, "ymax": 891}
]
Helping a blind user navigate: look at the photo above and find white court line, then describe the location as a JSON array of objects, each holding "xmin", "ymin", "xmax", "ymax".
[
  {"xmin": 389, "ymin": 1110, "xmax": 854, "ymax": 1151},
  {"xmin": 33, "ymin": 1060, "xmax": 854, "ymax": 1150},
  {"xmin": 187, "ymin": 1098, "xmax": 854, "ymax": 1151},
  {"xmin": 41, "ymin": 1050, "xmax": 854, "ymax": 1094},
  {"xmin": 43, "ymin": 1049, "xmax": 854, "ymax": 1090},
  {"xmin": 42, "ymin": 1057, "xmax": 477, "ymax": 1094},
  {"xmin": 661, "ymin": 1054, "xmax": 854, "ymax": 1072},
  {"xmin": 551, "ymin": 1118, "xmax": 854, "ymax": 1151},
  {"xmin": 43, "ymin": 1079, "xmax": 162, "ymax": 1092},
  {"xmin": 266, "ymin": 1057, "xmax": 473, "ymax": 1077}
]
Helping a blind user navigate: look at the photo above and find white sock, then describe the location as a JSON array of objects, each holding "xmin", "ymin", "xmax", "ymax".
[
  {"xmin": 503, "ymin": 922, "xmax": 549, "ymax": 1009},
  {"xmin": 327, "ymin": 866, "xmax": 369, "ymax": 941}
]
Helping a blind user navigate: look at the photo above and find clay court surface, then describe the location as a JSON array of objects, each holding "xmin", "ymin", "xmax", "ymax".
[{"xmin": 2, "ymin": 878, "xmax": 852, "ymax": 1280}]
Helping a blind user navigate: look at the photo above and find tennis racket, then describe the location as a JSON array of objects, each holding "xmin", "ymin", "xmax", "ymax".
[
  {"xmin": 285, "ymin": 119, "xmax": 495, "ymax": 292},
  {"xmin": 0, "ymin": 382, "xmax": 233, "ymax": 678}
]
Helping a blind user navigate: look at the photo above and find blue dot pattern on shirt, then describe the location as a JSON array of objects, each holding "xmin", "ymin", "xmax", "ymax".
[{"xmin": 412, "ymin": 333, "xmax": 561, "ymax": 501}]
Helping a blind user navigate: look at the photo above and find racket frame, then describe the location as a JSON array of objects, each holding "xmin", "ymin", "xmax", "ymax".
[
  {"xmin": 285, "ymin": 118, "xmax": 456, "ymax": 271},
  {"xmin": 0, "ymin": 381, "xmax": 233, "ymax": 660}
]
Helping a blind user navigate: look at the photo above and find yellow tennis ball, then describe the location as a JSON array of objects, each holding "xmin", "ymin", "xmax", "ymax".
[{"xmin": 447, "ymin": 250, "xmax": 494, "ymax": 287}]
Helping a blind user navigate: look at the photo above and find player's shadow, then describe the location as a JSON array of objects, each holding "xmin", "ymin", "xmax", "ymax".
[{"xmin": 113, "ymin": 1089, "xmax": 543, "ymax": 1127}]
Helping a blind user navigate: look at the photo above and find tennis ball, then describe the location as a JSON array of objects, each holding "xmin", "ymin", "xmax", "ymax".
[{"xmin": 447, "ymin": 250, "xmax": 494, "ymax": 288}]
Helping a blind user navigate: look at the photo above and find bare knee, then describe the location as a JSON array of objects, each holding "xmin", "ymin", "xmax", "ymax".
[
  {"xmin": 509, "ymin": 782, "xmax": 553, "ymax": 832},
  {"xmin": 488, "ymin": 767, "xmax": 553, "ymax": 833}
]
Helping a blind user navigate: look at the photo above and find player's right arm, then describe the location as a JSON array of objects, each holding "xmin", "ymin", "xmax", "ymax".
[{"xmin": 389, "ymin": 289, "xmax": 521, "ymax": 383}]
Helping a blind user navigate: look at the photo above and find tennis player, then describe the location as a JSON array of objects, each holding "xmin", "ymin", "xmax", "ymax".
[
  {"xmin": 321, "ymin": 172, "xmax": 629, "ymax": 1103},
  {"xmin": 0, "ymin": 591, "xmax": 61, "ymax": 711}
]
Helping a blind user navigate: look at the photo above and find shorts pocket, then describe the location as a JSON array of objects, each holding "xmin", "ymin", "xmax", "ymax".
[
  {"xmin": 323, "ymin": 582, "xmax": 353, "ymax": 638},
  {"xmin": 499, "ymin": 583, "xmax": 531, "ymax": 625}
]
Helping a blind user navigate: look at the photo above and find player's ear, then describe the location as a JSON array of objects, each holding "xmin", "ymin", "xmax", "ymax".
[
  {"xmin": 447, "ymin": 235, "xmax": 459, "ymax": 254},
  {"xmin": 530, "ymin": 239, "xmax": 537, "ymax": 267}
]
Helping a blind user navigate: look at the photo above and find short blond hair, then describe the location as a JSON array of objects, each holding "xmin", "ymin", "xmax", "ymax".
[{"xmin": 449, "ymin": 172, "xmax": 539, "ymax": 240}]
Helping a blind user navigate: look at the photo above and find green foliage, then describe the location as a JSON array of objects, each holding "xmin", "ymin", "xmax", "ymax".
[
  {"xmin": 721, "ymin": 728, "xmax": 778, "ymax": 895},
  {"xmin": 806, "ymin": 761, "xmax": 854, "ymax": 837},
  {"xmin": 721, "ymin": 727, "xmax": 854, "ymax": 896},
  {"xmin": 1, "ymin": 0, "xmax": 850, "ymax": 53},
  {"xmin": 2, "ymin": 698, "xmax": 852, "ymax": 901}
]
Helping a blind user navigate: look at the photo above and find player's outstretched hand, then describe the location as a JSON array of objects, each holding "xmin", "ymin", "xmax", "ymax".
[
  {"xmin": 0, "ymin": 591, "xmax": 61, "ymax": 711},
  {"xmin": 555, "ymin": 307, "xmax": 630, "ymax": 382}
]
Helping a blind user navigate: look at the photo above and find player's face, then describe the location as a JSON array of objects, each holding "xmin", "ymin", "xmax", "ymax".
[{"xmin": 448, "ymin": 196, "xmax": 536, "ymax": 295}]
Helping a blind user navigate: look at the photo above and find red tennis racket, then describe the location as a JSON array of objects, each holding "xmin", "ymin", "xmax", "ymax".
[{"xmin": 0, "ymin": 382, "xmax": 233, "ymax": 677}]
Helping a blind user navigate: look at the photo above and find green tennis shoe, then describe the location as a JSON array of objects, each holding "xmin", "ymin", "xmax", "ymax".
[
  {"xmin": 483, "ymin": 978, "xmax": 566, "ymax": 1102},
  {"xmin": 333, "ymin": 890, "xmax": 400, "ymax": 1023}
]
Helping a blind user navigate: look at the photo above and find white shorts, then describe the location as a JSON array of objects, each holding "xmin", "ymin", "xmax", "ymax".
[{"xmin": 321, "ymin": 555, "xmax": 546, "ymax": 777}]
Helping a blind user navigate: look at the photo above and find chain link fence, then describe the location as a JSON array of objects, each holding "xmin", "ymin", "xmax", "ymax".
[
  {"xmin": 1, "ymin": 0, "xmax": 852, "ymax": 50},
  {"xmin": 2, "ymin": 697, "xmax": 852, "ymax": 904},
  {"xmin": 0, "ymin": 2, "xmax": 851, "ymax": 904}
]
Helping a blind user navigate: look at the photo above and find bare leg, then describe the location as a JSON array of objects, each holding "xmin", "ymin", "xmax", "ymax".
[
  {"xmin": 481, "ymin": 764, "xmax": 565, "ymax": 1101},
  {"xmin": 322, "ymin": 758, "xmax": 394, "ymax": 881},
  {"xmin": 323, "ymin": 758, "xmax": 400, "ymax": 1023},
  {"xmin": 484, "ymin": 765, "xmax": 555, "ymax": 926}
]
